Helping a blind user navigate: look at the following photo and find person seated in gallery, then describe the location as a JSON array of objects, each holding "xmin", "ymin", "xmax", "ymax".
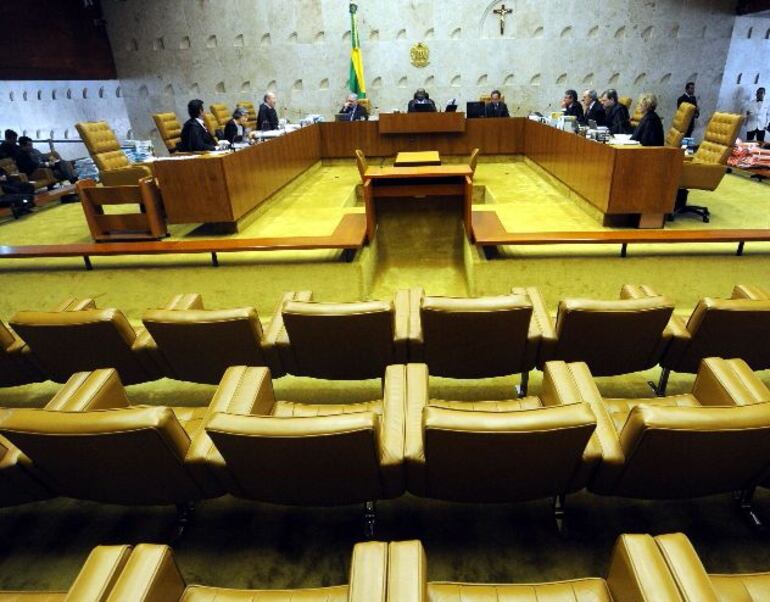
[
  {"xmin": 178, "ymin": 99, "xmax": 218, "ymax": 152},
  {"xmin": 339, "ymin": 93, "xmax": 369, "ymax": 121},
  {"xmin": 484, "ymin": 90, "xmax": 510, "ymax": 118},
  {"xmin": 0, "ymin": 129, "xmax": 21, "ymax": 160},
  {"xmin": 17, "ymin": 136, "xmax": 78, "ymax": 183},
  {"xmin": 224, "ymin": 108, "xmax": 250, "ymax": 143},
  {"xmin": 257, "ymin": 92, "xmax": 280, "ymax": 131},
  {"xmin": 562, "ymin": 89, "xmax": 584, "ymax": 122},
  {"xmin": 600, "ymin": 88, "xmax": 632, "ymax": 135},
  {"xmin": 581, "ymin": 89, "xmax": 606, "ymax": 127},
  {"xmin": 630, "ymin": 93, "xmax": 664, "ymax": 147},
  {"xmin": 407, "ymin": 88, "xmax": 436, "ymax": 112}
]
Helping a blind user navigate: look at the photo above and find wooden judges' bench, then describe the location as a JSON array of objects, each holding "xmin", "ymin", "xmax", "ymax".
[{"xmin": 152, "ymin": 114, "xmax": 682, "ymax": 231}]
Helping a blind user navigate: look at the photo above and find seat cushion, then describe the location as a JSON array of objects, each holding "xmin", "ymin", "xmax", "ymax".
[
  {"xmin": 271, "ymin": 400, "xmax": 382, "ymax": 418},
  {"xmin": 182, "ymin": 584, "xmax": 349, "ymax": 602},
  {"xmin": 428, "ymin": 579, "xmax": 612, "ymax": 602},
  {"xmin": 710, "ymin": 573, "xmax": 770, "ymax": 602},
  {"xmin": 603, "ymin": 394, "xmax": 700, "ymax": 433},
  {"xmin": 171, "ymin": 406, "xmax": 209, "ymax": 439},
  {"xmin": 428, "ymin": 397, "xmax": 543, "ymax": 412}
]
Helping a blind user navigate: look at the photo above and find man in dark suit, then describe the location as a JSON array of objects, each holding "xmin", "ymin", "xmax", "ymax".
[
  {"xmin": 178, "ymin": 99, "xmax": 217, "ymax": 152},
  {"xmin": 407, "ymin": 89, "xmax": 436, "ymax": 112},
  {"xmin": 562, "ymin": 89, "xmax": 584, "ymax": 122},
  {"xmin": 340, "ymin": 94, "xmax": 369, "ymax": 121},
  {"xmin": 484, "ymin": 90, "xmax": 509, "ymax": 118},
  {"xmin": 257, "ymin": 92, "xmax": 280, "ymax": 131},
  {"xmin": 581, "ymin": 89, "xmax": 606, "ymax": 127},
  {"xmin": 223, "ymin": 108, "xmax": 250, "ymax": 143},
  {"xmin": 0, "ymin": 129, "xmax": 21, "ymax": 160},
  {"xmin": 600, "ymin": 89, "xmax": 632, "ymax": 135},
  {"xmin": 676, "ymin": 82, "xmax": 700, "ymax": 137}
]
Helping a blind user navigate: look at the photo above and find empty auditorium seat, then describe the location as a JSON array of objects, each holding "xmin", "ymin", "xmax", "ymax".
[
  {"xmin": 75, "ymin": 121, "xmax": 153, "ymax": 186},
  {"xmin": 0, "ymin": 433, "xmax": 51, "ymax": 508},
  {"xmin": 0, "ymin": 544, "xmax": 134, "ymax": 601},
  {"xmin": 142, "ymin": 292, "xmax": 295, "ymax": 384},
  {"xmin": 665, "ymin": 102, "xmax": 697, "ymax": 148},
  {"xmin": 0, "ymin": 319, "xmax": 44, "ymax": 387},
  {"xmin": 152, "ymin": 112, "xmax": 183, "ymax": 153},
  {"xmin": 386, "ymin": 536, "xmax": 685, "ymax": 602},
  {"xmin": 104, "ymin": 541, "xmax": 387, "ymax": 602},
  {"xmin": 266, "ymin": 291, "xmax": 409, "ymax": 380},
  {"xmin": 532, "ymin": 285, "xmax": 675, "ymax": 377}
]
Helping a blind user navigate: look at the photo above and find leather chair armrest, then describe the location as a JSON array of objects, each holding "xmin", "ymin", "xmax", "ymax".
[
  {"xmin": 53, "ymin": 298, "xmax": 97, "ymax": 312},
  {"xmin": 404, "ymin": 363, "xmax": 429, "ymax": 495},
  {"xmin": 380, "ymin": 365, "xmax": 407, "ymax": 497},
  {"xmin": 163, "ymin": 294, "xmax": 203, "ymax": 310},
  {"xmin": 393, "ymin": 289, "xmax": 413, "ymax": 363},
  {"xmin": 65, "ymin": 545, "xmax": 134, "ymax": 602},
  {"xmin": 514, "ymin": 286, "xmax": 555, "ymax": 361},
  {"xmin": 100, "ymin": 165, "xmax": 154, "ymax": 187},
  {"xmin": 349, "ymin": 541, "xmax": 389, "ymax": 602},
  {"xmin": 606, "ymin": 534, "xmax": 687, "ymax": 602},
  {"xmin": 386, "ymin": 540, "xmax": 427, "ymax": 602},
  {"xmin": 732, "ymin": 284, "xmax": 770, "ymax": 300},
  {"xmin": 262, "ymin": 291, "xmax": 311, "ymax": 375},
  {"xmin": 620, "ymin": 284, "xmax": 663, "ymax": 299},
  {"xmin": 106, "ymin": 544, "xmax": 186, "ymax": 602},
  {"xmin": 693, "ymin": 357, "xmax": 770, "ymax": 406},
  {"xmin": 405, "ymin": 288, "xmax": 424, "ymax": 362},
  {"xmin": 652, "ymin": 533, "xmax": 720, "ymax": 602},
  {"xmin": 44, "ymin": 369, "xmax": 131, "ymax": 411},
  {"xmin": 208, "ymin": 366, "xmax": 277, "ymax": 417}
]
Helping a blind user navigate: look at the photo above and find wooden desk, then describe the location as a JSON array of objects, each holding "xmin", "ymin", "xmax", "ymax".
[
  {"xmin": 394, "ymin": 151, "xmax": 441, "ymax": 167},
  {"xmin": 378, "ymin": 113, "xmax": 466, "ymax": 134}
]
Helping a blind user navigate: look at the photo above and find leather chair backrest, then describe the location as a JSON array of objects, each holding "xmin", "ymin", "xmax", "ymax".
[
  {"xmin": 679, "ymin": 298, "xmax": 770, "ymax": 372},
  {"xmin": 480, "ymin": 94, "xmax": 505, "ymax": 103},
  {"xmin": 630, "ymin": 103, "xmax": 644, "ymax": 128},
  {"xmin": 282, "ymin": 300, "xmax": 396, "ymax": 379},
  {"xmin": 619, "ymin": 96, "xmax": 632, "ymax": 109},
  {"xmin": 206, "ymin": 411, "xmax": 385, "ymax": 505},
  {"xmin": 152, "ymin": 113, "xmax": 182, "ymax": 152},
  {"xmin": 554, "ymin": 297, "xmax": 674, "ymax": 376},
  {"xmin": 693, "ymin": 112, "xmax": 742, "ymax": 165},
  {"xmin": 665, "ymin": 102, "xmax": 697, "ymax": 147},
  {"xmin": 75, "ymin": 121, "xmax": 130, "ymax": 172},
  {"xmin": 616, "ymin": 402, "xmax": 770, "ymax": 498},
  {"xmin": 10, "ymin": 309, "xmax": 148, "ymax": 384},
  {"xmin": 421, "ymin": 404, "xmax": 596, "ymax": 502},
  {"xmin": 238, "ymin": 101, "xmax": 257, "ymax": 125},
  {"xmin": 142, "ymin": 308, "xmax": 268, "ymax": 384},
  {"xmin": 355, "ymin": 149, "xmax": 368, "ymax": 179},
  {"xmin": 203, "ymin": 112, "xmax": 219, "ymax": 140},
  {"xmin": 420, "ymin": 295, "xmax": 534, "ymax": 378},
  {"xmin": 0, "ymin": 406, "xmax": 203, "ymax": 504},
  {"xmin": 468, "ymin": 148, "xmax": 480, "ymax": 175},
  {"xmin": 210, "ymin": 103, "xmax": 230, "ymax": 127}
]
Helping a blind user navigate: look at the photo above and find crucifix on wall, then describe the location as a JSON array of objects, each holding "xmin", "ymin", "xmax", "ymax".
[{"xmin": 493, "ymin": 3, "xmax": 513, "ymax": 36}]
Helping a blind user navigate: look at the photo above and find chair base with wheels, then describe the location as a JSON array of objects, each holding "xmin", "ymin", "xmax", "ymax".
[{"xmin": 670, "ymin": 189, "xmax": 709, "ymax": 223}]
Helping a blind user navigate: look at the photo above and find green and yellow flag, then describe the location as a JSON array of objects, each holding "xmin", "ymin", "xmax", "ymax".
[{"xmin": 348, "ymin": 2, "xmax": 367, "ymax": 99}]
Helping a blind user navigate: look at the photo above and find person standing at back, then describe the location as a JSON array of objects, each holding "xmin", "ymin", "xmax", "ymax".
[
  {"xmin": 257, "ymin": 92, "xmax": 280, "ymax": 131},
  {"xmin": 745, "ymin": 87, "xmax": 768, "ymax": 143},
  {"xmin": 484, "ymin": 90, "xmax": 510, "ymax": 118},
  {"xmin": 178, "ymin": 99, "xmax": 217, "ymax": 152},
  {"xmin": 676, "ymin": 82, "xmax": 700, "ymax": 138}
]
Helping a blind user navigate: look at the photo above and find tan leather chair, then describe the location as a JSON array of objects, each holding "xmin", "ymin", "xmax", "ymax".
[
  {"xmin": 406, "ymin": 288, "xmax": 540, "ymax": 393},
  {"xmin": 0, "ymin": 368, "xmax": 225, "ymax": 514},
  {"xmin": 204, "ymin": 365, "xmax": 405, "ymax": 531},
  {"xmin": 386, "ymin": 536, "xmax": 686, "ymax": 602},
  {"xmin": 532, "ymin": 285, "xmax": 675, "ymax": 377},
  {"xmin": 152, "ymin": 112, "xmax": 183, "ymax": 153},
  {"xmin": 665, "ymin": 102, "xmax": 697, "ymax": 148},
  {"xmin": 405, "ymin": 361, "xmax": 600, "ymax": 524},
  {"xmin": 104, "ymin": 541, "xmax": 387, "ymax": 602},
  {"xmin": 0, "ymin": 156, "xmax": 58, "ymax": 190},
  {"xmin": 656, "ymin": 286, "xmax": 770, "ymax": 394},
  {"xmin": 618, "ymin": 95, "xmax": 632, "ymax": 109},
  {"xmin": 653, "ymin": 532, "xmax": 770, "ymax": 601},
  {"xmin": 202, "ymin": 112, "xmax": 220, "ymax": 140},
  {"xmin": 630, "ymin": 102, "xmax": 643, "ymax": 129},
  {"xmin": 355, "ymin": 148, "xmax": 368, "ymax": 180},
  {"xmin": 266, "ymin": 291, "xmax": 409, "ymax": 380},
  {"xmin": 0, "ymin": 544, "xmax": 134, "ymax": 601},
  {"xmin": 75, "ymin": 121, "xmax": 153, "ymax": 186},
  {"xmin": 237, "ymin": 100, "xmax": 257, "ymax": 129},
  {"xmin": 209, "ymin": 103, "xmax": 231, "ymax": 128},
  {"xmin": 588, "ymin": 357, "xmax": 770, "ymax": 520},
  {"xmin": 142, "ymin": 292, "xmax": 294, "ymax": 384},
  {"xmin": 468, "ymin": 147, "xmax": 480, "ymax": 175}
]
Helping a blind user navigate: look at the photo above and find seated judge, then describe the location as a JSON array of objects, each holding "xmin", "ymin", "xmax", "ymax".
[
  {"xmin": 340, "ymin": 93, "xmax": 369, "ymax": 121},
  {"xmin": 630, "ymin": 93, "xmax": 664, "ymax": 146},
  {"xmin": 407, "ymin": 88, "xmax": 436, "ymax": 112},
  {"xmin": 561, "ymin": 89, "xmax": 584, "ymax": 122},
  {"xmin": 484, "ymin": 90, "xmax": 509, "ymax": 118},
  {"xmin": 257, "ymin": 92, "xmax": 280, "ymax": 131},
  {"xmin": 224, "ymin": 108, "xmax": 250, "ymax": 143},
  {"xmin": 600, "ymin": 89, "xmax": 632, "ymax": 135},
  {"xmin": 581, "ymin": 89, "xmax": 606, "ymax": 127},
  {"xmin": 178, "ymin": 99, "xmax": 217, "ymax": 152}
]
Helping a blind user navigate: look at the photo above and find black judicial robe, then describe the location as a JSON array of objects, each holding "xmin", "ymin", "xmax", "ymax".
[
  {"xmin": 178, "ymin": 118, "xmax": 217, "ymax": 152},
  {"xmin": 484, "ymin": 102, "xmax": 510, "ymax": 118},
  {"xmin": 257, "ymin": 103, "xmax": 279, "ymax": 131},
  {"xmin": 631, "ymin": 111, "xmax": 664, "ymax": 147},
  {"xmin": 606, "ymin": 104, "xmax": 632, "ymax": 135},
  {"xmin": 340, "ymin": 104, "xmax": 369, "ymax": 121},
  {"xmin": 564, "ymin": 102, "xmax": 584, "ymax": 122},
  {"xmin": 583, "ymin": 101, "xmax": 607, "ymax": 127}
]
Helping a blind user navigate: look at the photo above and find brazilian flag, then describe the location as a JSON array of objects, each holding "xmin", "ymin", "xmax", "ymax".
[{"xmin": 348, "ymin": 2, "xmax": 367, "ymax": 99}]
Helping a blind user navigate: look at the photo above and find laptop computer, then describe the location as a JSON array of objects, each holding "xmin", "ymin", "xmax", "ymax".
[
  {"xmin": 466, "ymin": 101, "xmax": 486, "ymax": 118},
  {"xmin": 413, "ymin": 103, "xmax": 435, "ymax": 113}
]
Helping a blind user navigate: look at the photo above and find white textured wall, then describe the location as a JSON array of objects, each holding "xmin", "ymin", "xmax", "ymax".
[
  {"xmin": 717, "ymin": 15, "xmax": 770, "ymax": 135},
  {"xmin": 0, "ymin": 80, "xmax": 131, "ymax": 160},
  {"xmin": 100, "ymin": 0, "xmax": 738, "ymax": 146}
]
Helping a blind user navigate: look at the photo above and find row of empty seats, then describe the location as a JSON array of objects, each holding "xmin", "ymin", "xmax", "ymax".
[
  {"xmin": 3, "ymin": 285, "xmax": 769, "ymax": 392},
  {"xmin": 3, "ymin": 357, "xmax": 770, "ymax": 533},
  {"xmin": 2, "ymin": 533, "xmax": 767, "ymax": 601}
]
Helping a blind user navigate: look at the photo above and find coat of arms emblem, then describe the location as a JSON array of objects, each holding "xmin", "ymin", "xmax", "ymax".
[{"xmin": 410, "ymin": 42, "xmax": 430, "ymax": 68}]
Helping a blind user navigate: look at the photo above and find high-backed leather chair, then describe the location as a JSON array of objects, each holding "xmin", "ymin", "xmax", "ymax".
[
  {"xmin": 142, "ymin": 292, "xmax": 296, "ymax": 384},
  {"xmin": 656, "ymin": 286, "xmax": 770, "ymax": 394},
  {"xmin": 152, "ymin": 112, "xmax": 183, "ymax": 153},
  {"xmin": 630, "ymin": 102, "xmax": 643, "ymax": 129},
  {"xmin": 406, "ymin": 288, "xmax": 540, "ymax": 393},
  {"xmin": 0, "ymin": 544, "xmax": 134, "ymax": 601},
  {"xmin": 202, "ymin": 112, "xmax": 220, "ymax": 140},
  {"xmin": 266, "ymin": 291, "xmax": 409, "ymax": 380},
  {"xmin": 665, "ymin": 102, "xmax": 697, "ymax": 148},
  {"xmin": 209, "ymin": 103, "xmax": 230, "ymax": 128},
  {"xmin": 75, "ymin": 121, "xmax": 153, "ymax": 186},
  {"xmin": 619, "ymin": 95, "xmax": 632, "ymax": 109},
  {"xmin": 531, "ymin": 285, "xmax": 675, "ymax": 377},
  {"xmin": 588, "ymin": 357, "xmax": 770, "ymax": 520},
  {"xmin": 387, "ymin": 536, "xmax": 686, "ymax": 602},
  {"xmin": 237, "ymin": 100, "xmax": 257, "ymax": 129},
  {"xmin": 204, "ymin": 365, "xmax": 405, "ymax": 529},
  {"xmin": 104, "ymin": 541, "xmax": 387, "ymax": 602},
  {"xmin": 674, "ymin": 111, "xmax": 742, "ymax": 222},
  {"xmin": 405, "ymin": 361, "xmax": 600, "ymax": 522},
  {"xmin": 653, "ymin": 532, "xmax": 770, "ymax": 601},
  {"xmin": 355, "ymin": 148, "xmax": 368, "ymax": 180}
]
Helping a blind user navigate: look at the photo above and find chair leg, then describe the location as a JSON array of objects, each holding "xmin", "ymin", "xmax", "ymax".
[
  {"xmin": 735, "ymin": 488, "xmax": 765, "ymax": 532},
  {"xmin": 517, "ymin": 371, "xmax": 530, "ymax": 397},
  {"xmin": 648, "ymin": 368, "xmax": 670, "ymax": 397},
  {"xmin": 552, "ymin": 494, "xmax": 567, "ymax": 536},
  {"xmin": 363, "ymin": 501, "xmax": 377, "ymax": 539},
  {"xmin": 171, "ymin": 502, "xmax": 196, "ymax": 543}
]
